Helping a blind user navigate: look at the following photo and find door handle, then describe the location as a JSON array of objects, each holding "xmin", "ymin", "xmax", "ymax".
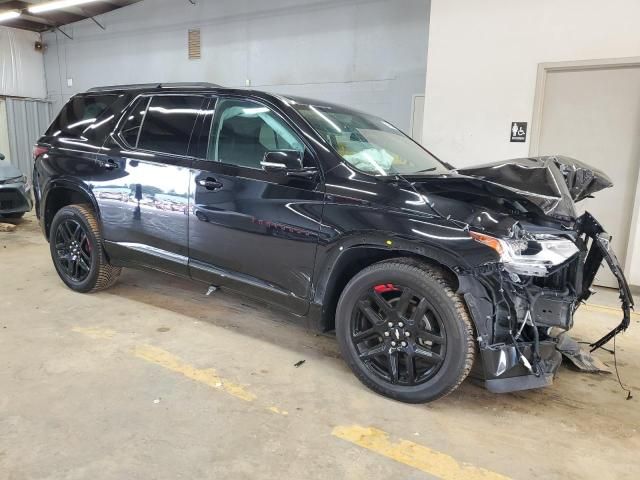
[
  {"xmin": 102, "ymin": 159, "xmax": 119, "ymax": 170},
  {"xmin": 198, "ymin": 177, "xmax": 223, "ymax": 190}
]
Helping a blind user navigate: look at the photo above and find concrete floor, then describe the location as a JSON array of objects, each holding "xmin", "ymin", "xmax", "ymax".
[{"xmin": 1, "ymin": 213, "xmax": 639, "ymax": 480}]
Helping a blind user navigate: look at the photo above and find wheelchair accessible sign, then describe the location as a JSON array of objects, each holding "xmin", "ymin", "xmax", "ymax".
[{"xmin": 510, "ymin": 122, "xmax": 527, "ymax": 142}]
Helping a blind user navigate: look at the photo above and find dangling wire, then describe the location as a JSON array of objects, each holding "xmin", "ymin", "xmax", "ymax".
[{"xmin": 612, "ymin": 335, "xmax": 633, "ymax": 400}]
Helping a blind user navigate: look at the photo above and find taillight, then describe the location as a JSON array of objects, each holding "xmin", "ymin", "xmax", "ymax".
[{"xmin": 33, "ymin": 145, "xmax": 48, "ymax": 160}]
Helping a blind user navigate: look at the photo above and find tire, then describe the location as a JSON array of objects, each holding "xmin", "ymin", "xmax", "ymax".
[
  {"xmin": 49, "ymin": 204, "xmax": 121, "ymax": 293},
  {"xmin": 335, "ymin": 259, "xmax": 475, "ymax": 403}
]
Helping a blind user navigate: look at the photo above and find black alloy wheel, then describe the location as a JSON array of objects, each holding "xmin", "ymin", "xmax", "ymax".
[
  {"xmin": 336, "ymin": 259, "xmax": 475, "ymax": 403},
  {"xmin": 54, "ymin": 219, "xmax": 93, "ymax": 282},
  {"xmin": 351, "ymin": 283, "xmax": 447, "ymax": 386},
  {"xmin": 49, "ymin": 204, "xmax": 121, "ymax": 293}
]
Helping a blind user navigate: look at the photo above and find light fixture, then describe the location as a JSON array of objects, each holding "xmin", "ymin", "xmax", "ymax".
[
  {"xmin": 28, "ymin": 0, "xmax": 100, "ymax": 14},
  {"xmin": 0, "ymin": 10, "xmax": 21, "ymax": 22}
]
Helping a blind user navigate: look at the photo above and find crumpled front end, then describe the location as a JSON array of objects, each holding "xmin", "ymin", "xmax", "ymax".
[
  {"xmin": 457, "ymin": 211, "xmax": 634, "ymax": 393},
  {"xmin": 405, "ymin": 156, "xmax": 634, "ymax": 394}
]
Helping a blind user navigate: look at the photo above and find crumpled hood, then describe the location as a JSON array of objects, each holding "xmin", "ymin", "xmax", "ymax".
[
  {"xmin": 456, "ymin": 156, "xmax": 612, "ymax": 221},
  {"xmin": 0, "ymin": 162, "xmax": 24, "ymax": 181}
]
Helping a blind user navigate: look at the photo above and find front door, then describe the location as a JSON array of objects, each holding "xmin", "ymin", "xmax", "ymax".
[
  {"xmin": 98, "ymin": 93, "xmax": 205, "ymax": 275},
  {"xmin": 188, "ymin": 97, "xmax": 324, "ymax": 314}
]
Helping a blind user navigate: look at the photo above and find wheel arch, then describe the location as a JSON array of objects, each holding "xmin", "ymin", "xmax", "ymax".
[
  {"xmin": 312, "ymin": 242, "xmax": 463, "ymax": 333},
  {"xmin": 42, "ymin": 180, "xmax": 100, "ymax": 240}
]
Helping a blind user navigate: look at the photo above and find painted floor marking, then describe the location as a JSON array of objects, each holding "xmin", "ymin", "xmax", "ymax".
[
  {"xmin": 332, "ymin": 425, "xmax": 511, "ymax": 480},
  {"xmin": 133, "ymin": 344, "xmax": 257, "ymax": 402},
  {"xmin": 71, "ymin": 326, "xmax": 293, "ymax": 414},
  {"xmin": 71, "ymin": 326, "xmax": 116, "ymax": 339}
]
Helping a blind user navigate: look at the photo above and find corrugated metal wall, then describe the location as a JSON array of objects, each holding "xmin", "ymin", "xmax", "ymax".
[{"xmin": 5, "ymin": 97, "xmax": 51, "ymax": 177}]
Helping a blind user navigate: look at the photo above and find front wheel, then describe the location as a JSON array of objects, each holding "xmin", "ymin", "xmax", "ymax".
[
  {"xmin": 336, "ymin": 259, "xmax": 475, "ymax": 403},
  {"xmin": 49, "ymin": 204, "xmax": 121, "ymax": 293}
]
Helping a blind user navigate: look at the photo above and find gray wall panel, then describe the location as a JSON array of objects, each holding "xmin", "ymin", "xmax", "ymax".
[
  {"xmin": 5, "ymin": 98, "xmax": 51, "ymax": 177},
  {"xmin": 43, "ymin": 0, "xmax": 429, "ymax": 134}
]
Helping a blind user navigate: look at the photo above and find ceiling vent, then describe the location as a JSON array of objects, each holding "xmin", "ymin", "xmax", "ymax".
[{"xmin": 188, "ymin": 29, "xmax": 201, "ymax": 60}]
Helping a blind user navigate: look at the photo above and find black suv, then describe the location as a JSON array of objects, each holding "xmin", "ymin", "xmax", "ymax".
[{"xmin": 33, "ymin": 83, "xmax": 633, "ymax": 403}]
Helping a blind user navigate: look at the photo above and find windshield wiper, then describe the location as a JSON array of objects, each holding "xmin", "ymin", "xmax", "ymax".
[{"xmin": 412, "ymin": 167, "xmax": 437, "ymax": 174}]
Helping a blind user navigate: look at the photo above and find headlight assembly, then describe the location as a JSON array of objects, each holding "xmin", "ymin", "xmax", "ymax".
[{"xmin": 470, "ymin": 231, "xmax": 579, "ymax": 277}]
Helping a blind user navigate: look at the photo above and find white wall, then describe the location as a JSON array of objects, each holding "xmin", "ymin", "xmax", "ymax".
[
  {"xmin": 43, "ymin": 0, "xmax": 430, "ymax": 133},
  {"xmin": 423, "ymin": 0, "xmax": 640, "ymax": 286},
  {"xmin": 0, "ymin": 27, "xmax": 46, "ymax": 99},
  {"xmin": 423, "ymin": 0, "xmax": 640, "ymax": 165}
]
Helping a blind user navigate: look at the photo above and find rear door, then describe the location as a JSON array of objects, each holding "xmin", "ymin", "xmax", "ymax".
[
  {"xmin": 98, "ymin": 93, "xmax": 205, "ymax": 275},
  {"xmin": 188, "ymin": 96, "xmax": 325, "ymax": 314}
]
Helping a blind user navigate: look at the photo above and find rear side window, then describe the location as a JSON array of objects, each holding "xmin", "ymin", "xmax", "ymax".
[
  {"xmin": 136, "ymin": 95, "xmax": 204, "ymax": 156},
  {"xmin": 46, "ymin": 94, "xmax": 119, "ymax": 136},
  {"xmin": 120, "ymin": 97, "xmax": 149, "ymax": 147}
]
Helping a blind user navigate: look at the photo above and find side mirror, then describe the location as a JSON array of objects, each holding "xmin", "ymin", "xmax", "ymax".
[
  {"xmin": 260, "ymin": 150, "xmax": 303, "ymax": 172},
  {"xmin": 0, "ymin": 153, "xmax": 5, "ymax": 161}
]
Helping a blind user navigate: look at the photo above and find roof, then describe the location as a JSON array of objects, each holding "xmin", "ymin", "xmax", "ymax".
[
  {"xmin": 0, "ymin": 0, "xmax": 142, "ymax": 33},
  {"xmin": 79, "ymin": 83, "xmax": 366, "ymax": 117}
]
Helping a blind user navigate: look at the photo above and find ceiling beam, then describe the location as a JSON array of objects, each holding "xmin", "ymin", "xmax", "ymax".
[{"xmin": 19, "ymin": 13, "xmax": 56, "ymax": 26}]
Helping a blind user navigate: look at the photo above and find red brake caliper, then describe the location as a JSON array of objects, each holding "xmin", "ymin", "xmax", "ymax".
[{"xmin": 374, "ymin": 283, "xmax": 399, "ymax": 294}]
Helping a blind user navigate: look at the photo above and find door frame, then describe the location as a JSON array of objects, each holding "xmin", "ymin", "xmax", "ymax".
[{"xmin": 529, "ymin": 56, "xmax": 640, "ymax": 279}]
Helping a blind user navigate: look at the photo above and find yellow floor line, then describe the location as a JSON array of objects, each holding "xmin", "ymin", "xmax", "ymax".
[
  {"xmin": 583, "ymin": 303, "xmax": 639, "ymax": 318},
  {"xmin": 71, "ymin": 326, "xmax": 116, "ymax": 339},
  {"xmin": 332, "ymin": 425, "xmax": 511, "ymax": 480},
  {"xmin": 71, "ymin": 326, "xmax": 292, "ymax": 413},
  {"xmin": 133, "ymin": 344, "xmax": 257, "ymax": 402}
]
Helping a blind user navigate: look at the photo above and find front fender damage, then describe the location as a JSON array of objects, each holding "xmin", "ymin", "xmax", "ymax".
[{"xmin": 456, "ymin": 212, "xmax": 634, "ymax": 394}]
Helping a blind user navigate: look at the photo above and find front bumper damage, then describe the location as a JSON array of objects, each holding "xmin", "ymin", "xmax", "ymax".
[{"xmin": 459, "ymin": 212, "xmax": 635, "ymax": 394}]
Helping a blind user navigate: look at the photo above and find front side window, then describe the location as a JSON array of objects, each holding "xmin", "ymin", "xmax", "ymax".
[
  {"xmin": 208, "ymin": 98, "xmax": 304, "ymax": 168},
  {"xmin": 292, "ymin": 103, "xmax": 448, "ymax": 176},
  {"xmin": 136, "ymin": 95, "xmax": 204, "ymax": 156}
]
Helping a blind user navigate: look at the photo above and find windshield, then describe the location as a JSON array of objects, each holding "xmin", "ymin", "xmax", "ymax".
[{"xmin": 292, "ymin": 103, "xmax": 448, "ymax": 176}]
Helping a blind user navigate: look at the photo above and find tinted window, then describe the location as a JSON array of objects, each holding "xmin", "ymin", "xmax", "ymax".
[
  {"xmin": 209, "ymin": 99, "xmax": 304, "ymax": 168},
  {"xmin": 137, "ymin": 95, "xmax": 204, "ymax": 156},
  {"xmin": 120, "ymin": 97, "xmax": 149, "ymax": 148},
  {"xmin": 46, "ymin": 94, "xmax": 119, "ymax": 136}
]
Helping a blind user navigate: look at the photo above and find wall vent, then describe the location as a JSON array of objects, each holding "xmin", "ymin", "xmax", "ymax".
[{"xmin": 188, "ymin": 29, "xmax": 201, "ymax": 60}]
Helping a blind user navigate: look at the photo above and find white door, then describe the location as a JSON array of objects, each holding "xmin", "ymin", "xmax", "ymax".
[{"xmin": 537, "ymin": 65, "xmax": 640, "ymax": 287}]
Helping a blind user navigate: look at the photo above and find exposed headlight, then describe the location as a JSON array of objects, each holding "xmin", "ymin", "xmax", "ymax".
[
  {"xmin": 0, "ymin": 175, "xmax": 26, "ymax": 185},
  {"xmin": 470, "ymin": 231, "xmax": 579, "ymax": 277}
]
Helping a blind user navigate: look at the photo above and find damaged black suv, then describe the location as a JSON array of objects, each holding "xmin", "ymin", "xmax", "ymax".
[{"xmin": 33, "ymin": 83, "xmax": 634, "ymax": 403}]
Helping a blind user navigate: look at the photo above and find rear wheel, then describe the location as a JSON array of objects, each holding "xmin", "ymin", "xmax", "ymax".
[
  {"xmin": 336, "ymin": 259, "xmax": 475, "ymax": 403},
  {"xmin": 49, "ymin": 204, "xmax": 121, "ymax": 293}
]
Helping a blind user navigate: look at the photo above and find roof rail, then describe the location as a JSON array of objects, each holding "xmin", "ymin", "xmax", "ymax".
[
  {"xmin": 159, "ymin": 82, "xmax": 222, "ymax": 89},
  {"xmin": 86, "ymin": 83, "xmax": 161, "ymax": 92},
  {"xmin": 86, "ymin": 82, "xmax": 222, "ymax": 93}
]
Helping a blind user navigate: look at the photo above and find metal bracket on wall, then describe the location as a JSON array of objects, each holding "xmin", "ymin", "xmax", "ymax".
[
  {"xmin": 56, "ymin": 27, "xmax": 73, "ymax": 40},
  {"xmin": 90, "ymin": 16, "xmax": 105, "ymax": 30}
]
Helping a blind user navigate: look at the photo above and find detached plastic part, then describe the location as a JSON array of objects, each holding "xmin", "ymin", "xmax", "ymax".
[{"xmin": 577, "ymin": 212, "xmax": 635, "ymax": 352}]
